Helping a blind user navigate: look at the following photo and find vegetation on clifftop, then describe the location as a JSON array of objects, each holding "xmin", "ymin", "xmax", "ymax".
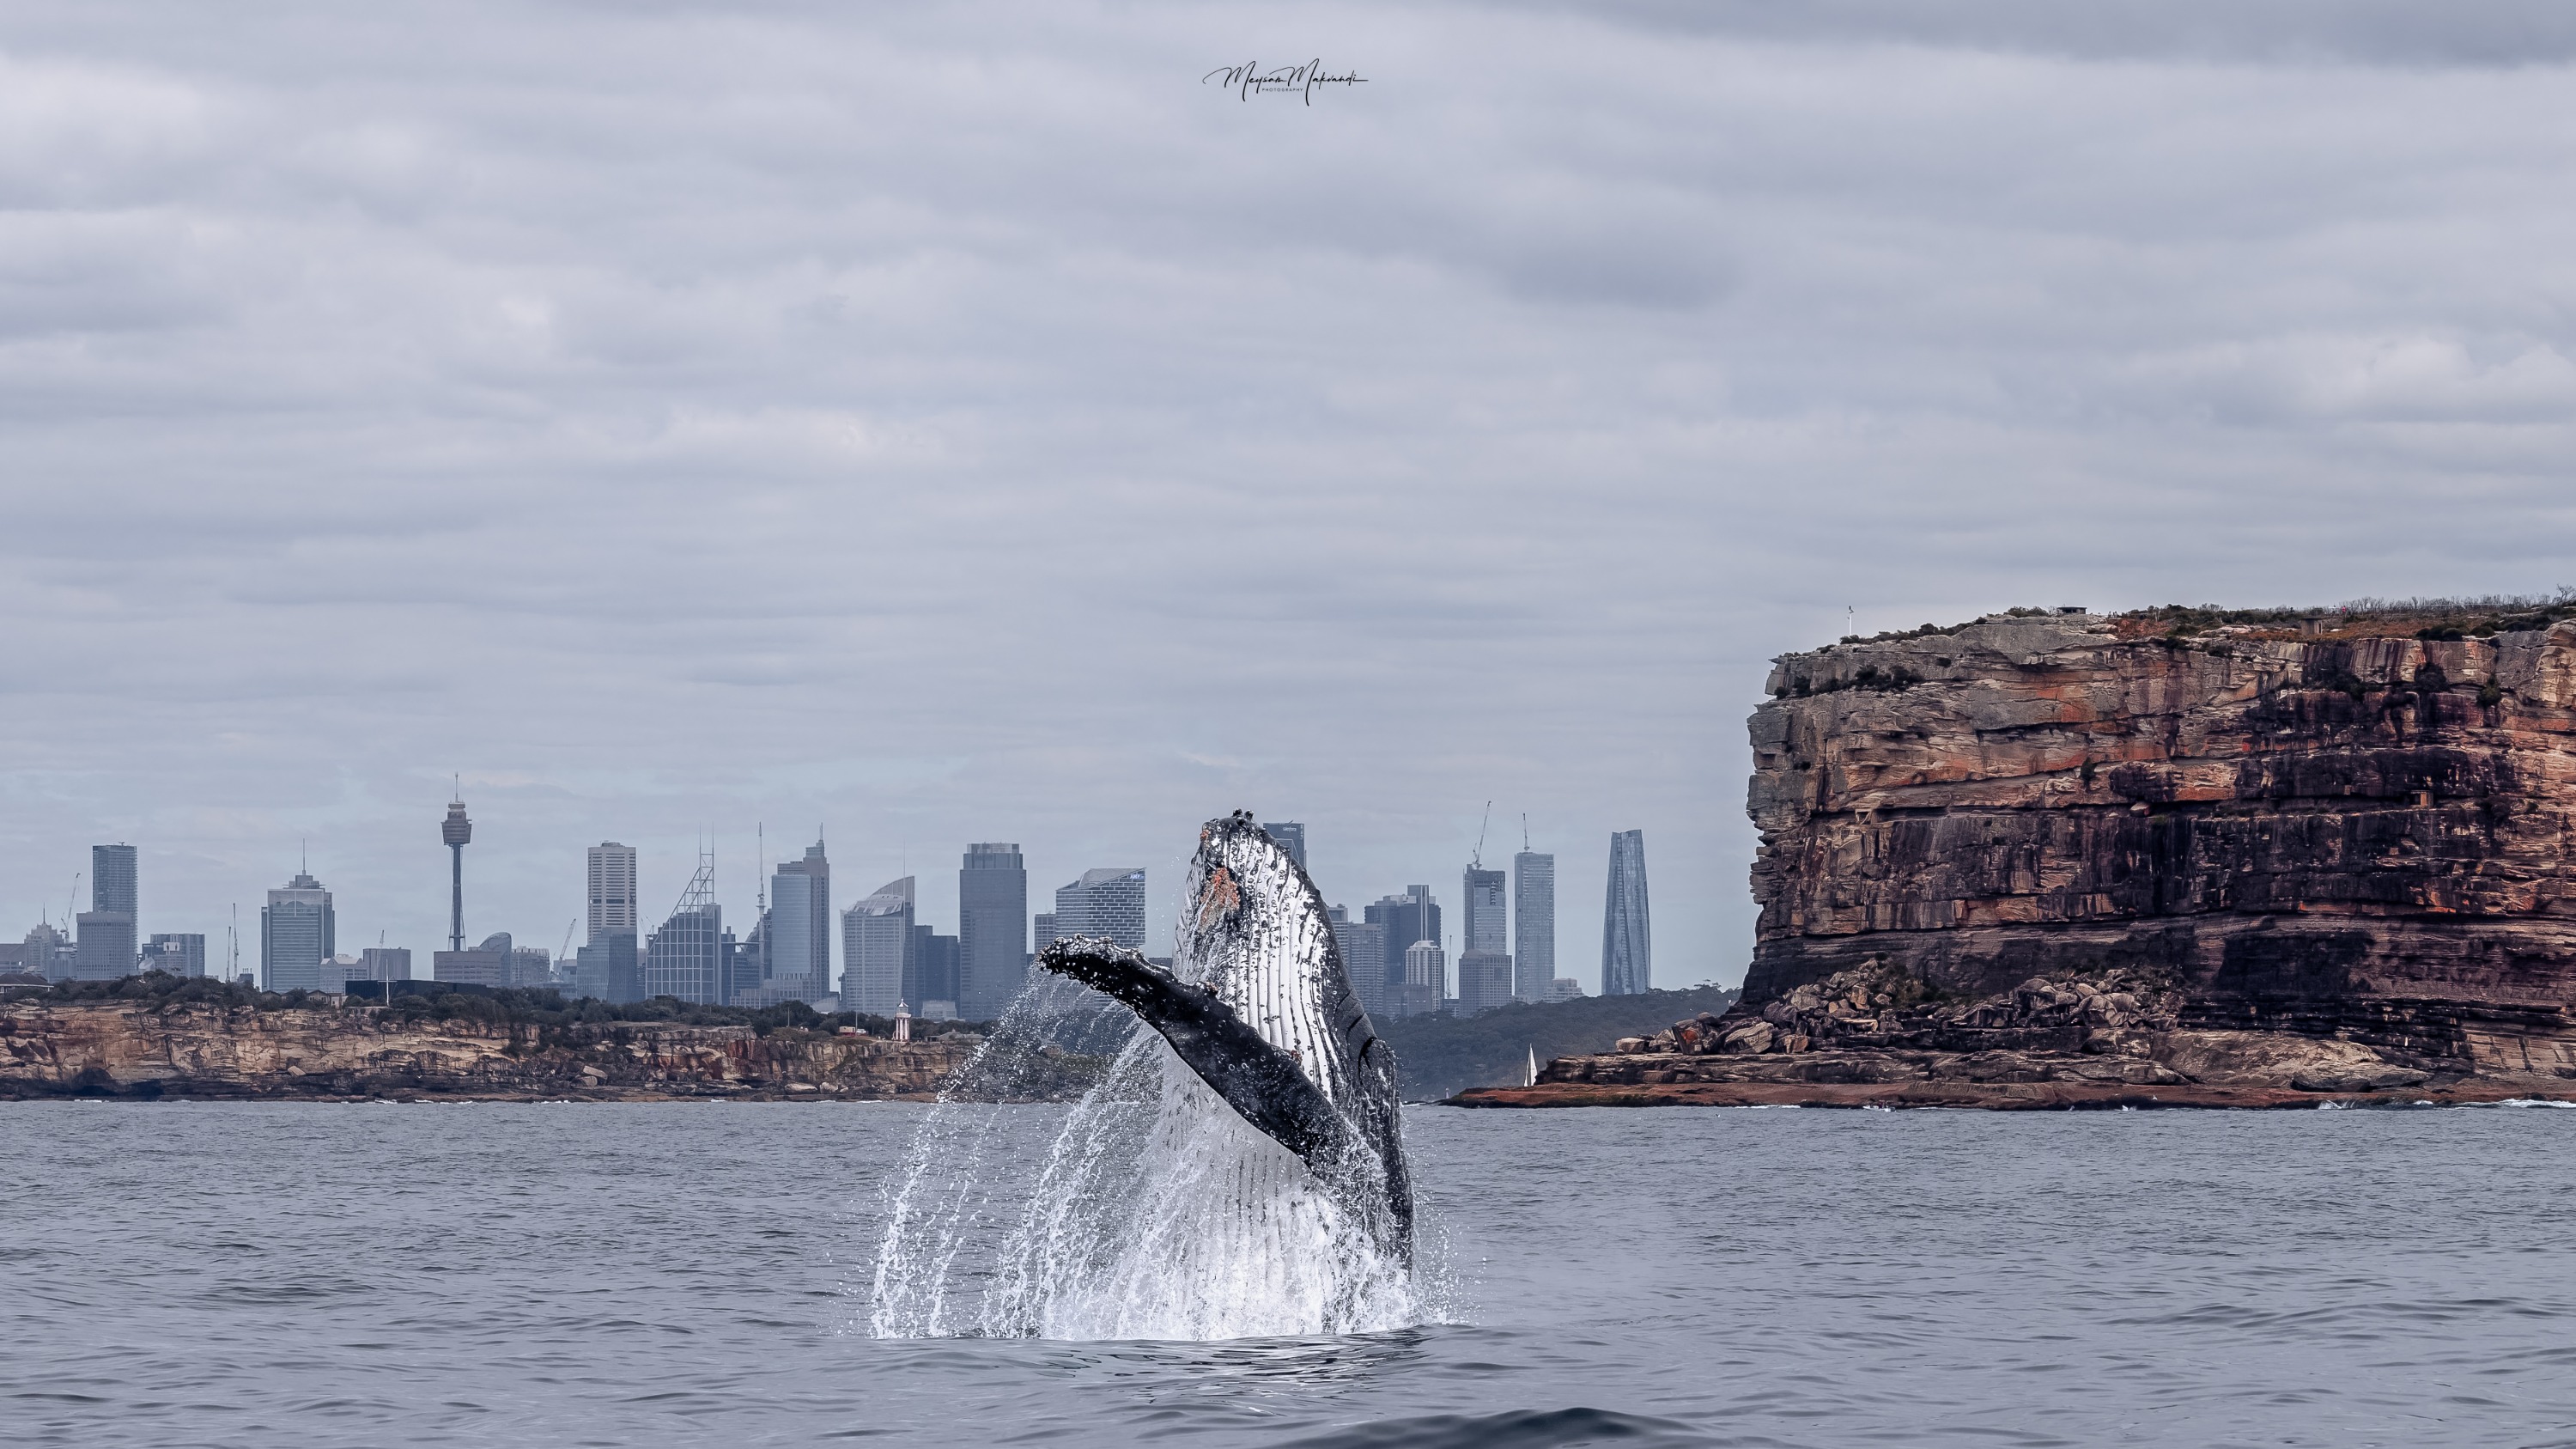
[
  {"xmin": 0, "ymin": 971, "xmax": 993, "ymax": 1040},
  {"xmin": 2115, "ymin": 589, "xmax": 2576, "ymax": 642},
  {"xmin": 1792, "ymin": 588, "xmax": 2576, "ymax": 663}
]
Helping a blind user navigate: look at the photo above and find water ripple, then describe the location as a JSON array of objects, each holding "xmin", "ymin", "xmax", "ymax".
[{"xmin": 5, "ymin": 1102, "xmax": 2576, "ymax": 1446}]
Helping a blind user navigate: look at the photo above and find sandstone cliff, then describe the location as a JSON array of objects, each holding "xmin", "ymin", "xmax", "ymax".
[
  {"xmin": 0, "ymin": 999, "xmax": 1072, "ymax": 1101},
  {"xmin": 1483, "ymin": 603, "xmax": 2576, "ymax": 1107}
]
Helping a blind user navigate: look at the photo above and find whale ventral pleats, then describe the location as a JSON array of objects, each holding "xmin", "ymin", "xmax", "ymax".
[{"xmin": 1031, "ymin": 812, "xmax": 1413, "ymax": 1263}]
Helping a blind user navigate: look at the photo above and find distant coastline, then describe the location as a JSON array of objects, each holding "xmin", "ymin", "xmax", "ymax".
[{"xmin": 0, "ymin": 974, "xmax": 1093, "ymax": 1103}]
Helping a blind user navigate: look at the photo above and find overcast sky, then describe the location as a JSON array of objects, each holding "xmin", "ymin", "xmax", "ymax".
[{"xmin": 4, "ymin": 2, "xmax": 2573, "ymax": 986}]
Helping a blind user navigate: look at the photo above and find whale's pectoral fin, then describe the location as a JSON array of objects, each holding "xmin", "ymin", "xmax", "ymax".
[{"xmin": 1036, "ymin": 938, "xmax": 1358, "ymax": 1169}]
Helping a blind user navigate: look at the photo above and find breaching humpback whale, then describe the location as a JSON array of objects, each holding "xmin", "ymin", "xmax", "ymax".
[{"xmin": 1035, "ymin": 812, "xmax": 1413, "ymax": 1262}]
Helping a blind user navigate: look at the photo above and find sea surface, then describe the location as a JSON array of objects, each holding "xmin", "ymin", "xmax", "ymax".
[{"xmin": 6, "ymin": 1099, "xmax": 2575, "ymax": 1447}]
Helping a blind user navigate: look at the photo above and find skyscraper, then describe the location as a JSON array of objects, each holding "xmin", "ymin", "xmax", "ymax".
[
  {"xmin": 1455, "ymin": 861, "xmax": 1510, "ymax": 1016},
  {"xmin": 586, "ymin": 843, "xmax": 638, "ymax": 944},
  {"xmin": 1601, "ymin": 830, "xmax": 1651, "ymax": 995},
  {"xmin": 1513, "ymin": 849, "xmax": 1555, "ymax": 1002},
  {"xmin": 92, "ymin": 843, "xmax": 137, "ymax": 916},
  {"xmin": 1461, "ymin": 866, "xmax": 1506, "ymax": 953},
  {"xmin": 843, "ymin": 877, "xmax": 914, "ymax": 1014},
  {"xmin": 261, "ymin": 871, "xmax": 335, "ymax": 993},
  {"xmin": 644, "ymin": 853, "xmax": 724, "ymax": 1004},
  {"xmin": 908, "ymin": 925, "xmax": 961, "ymax": 1016},
  {"xmin": 769, "ymin": 837, "xmax": 833, "ymax": 1000},
  {"xmin": 1400, "ymin": 939, "xmax": 1446, "ymax": 1018},
  {"xmin": 1054, "ymin": 868, "xmax": 1146, "ymax": 952},
  {"xmin": 1363, "ymin": 886, "xmax": 1440, "ymax": 1017},
  {"xmin": 957, "ymin": 843, "xmax": 1027, "ymax": 1021},
  {"xmin": 1260, "ymin": 821, "xmax": 1307, "ymax": 876},
  {"xmin": 75, "ymin": 843, "xmax": 140, "ymax": 981},
  {"xmin": 574, "ymin": 933, "xmax": 641, "ymax": 1003},
  {"xmin": 580, "ymin": 841, "xmax": 641, "ymax": 1004},
  {"xmin": 1456, "ymin": 948, "xmax": 1515, "ymax": 1014},
  {"xmin": 1327, "ymin": 906, "xmax": 1388, "ymax": 1018}
]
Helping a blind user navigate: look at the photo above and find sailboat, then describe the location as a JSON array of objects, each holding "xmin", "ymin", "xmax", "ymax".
[{"xmin": 1526, "ymin": 1045, "xmax": 1539, "ymax": 1087}]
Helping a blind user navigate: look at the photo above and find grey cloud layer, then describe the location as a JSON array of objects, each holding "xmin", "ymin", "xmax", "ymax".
[{"xmin": 3, "ymin": 2, "xmax": 2571, "ymax": 977}]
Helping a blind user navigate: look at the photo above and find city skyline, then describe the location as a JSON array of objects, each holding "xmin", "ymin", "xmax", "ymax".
[{"xmin": 3, "ymin": 807, "xmax": 1680, "ymax": 1001}]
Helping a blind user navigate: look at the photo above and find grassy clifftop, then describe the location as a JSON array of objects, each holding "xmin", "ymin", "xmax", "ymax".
[{"xmin": 1823, "ymin": 590, "xmax": 2576, "ymax": 653}]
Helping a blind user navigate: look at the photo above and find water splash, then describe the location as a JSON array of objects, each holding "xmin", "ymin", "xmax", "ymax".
[{"xmin": 866, "ymin": 981, "xmax": 1437, "ymax": 1341}]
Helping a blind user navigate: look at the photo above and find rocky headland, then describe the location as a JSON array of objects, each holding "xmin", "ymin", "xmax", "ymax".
[
  {"xmin": 0, "ymin": 989, "xmax": 1084, "ymax": 1102},
  {"xmin": 1462, "ymin": 600, "xmax": 2576, "ymax": 1110}
]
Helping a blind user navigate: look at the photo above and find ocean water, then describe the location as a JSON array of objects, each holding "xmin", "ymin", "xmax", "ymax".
[{"xmin": 5, "ymin": 1099, "xmax": 2575, "ymax": 1447}]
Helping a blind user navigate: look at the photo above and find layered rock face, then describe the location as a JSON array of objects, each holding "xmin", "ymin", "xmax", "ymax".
[
  {"xmin": 0, "ymin": 1001, "xmax": 1033, "ymax": 1100},
  {"xmin": 1740, "ymin": 612, "xmax": 2576, "ymax": 1079}
]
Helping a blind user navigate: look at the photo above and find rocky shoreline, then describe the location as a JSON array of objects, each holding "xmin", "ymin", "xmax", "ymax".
[
  {"xmin": 1453, "ymin": 959, "xmax": 2576, "ymax": 1103},
  {"xmin": 0, "ymin": 998, "xmax": 1086, "ymax": 1102},
  {"xmin": 1454, "ymin": 960, "xmax": 2576, "ymax": 1110},
  {"xmin": 1451, "ymin": 1079, "xmax": 2575, "ymax": 1110}
]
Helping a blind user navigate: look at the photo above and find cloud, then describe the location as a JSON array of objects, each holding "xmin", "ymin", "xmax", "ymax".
[
  {"xmin": 1491, "ymin": 0, "xmax": 2576, "ymax": 66},
  {"xmin": 0, "ymin": 3, "xmax": 2571, "ymax": 984}
]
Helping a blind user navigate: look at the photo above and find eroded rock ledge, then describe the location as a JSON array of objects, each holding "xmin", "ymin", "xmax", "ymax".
[
  {"xmin": 1480, "ymin": 605, "xmax": 2576, "ymax": 1109},
  {"xmin": 1456, "ymin": 961, "xmax": 2567, "ymax": 1109},
  {"xmin": 0, "ymin": 1001, "xmax": 1081, "ymax": 1102}
]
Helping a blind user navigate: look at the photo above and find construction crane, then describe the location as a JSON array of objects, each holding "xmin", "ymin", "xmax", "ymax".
[
  {"xmin": 559, "ymin": 921, "xmax": 577, "ymax": 973},
  {"xmin": 1472, "ymin": 801, "xmax": 1492, "ymax": 870}
]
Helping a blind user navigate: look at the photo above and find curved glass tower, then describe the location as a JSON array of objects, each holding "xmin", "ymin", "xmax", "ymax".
[{"xmin": 1601, "ymin": 830, "xmax": 1651, "ymax": 995}]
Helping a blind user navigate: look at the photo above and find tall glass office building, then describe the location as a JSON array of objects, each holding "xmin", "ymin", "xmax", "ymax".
[
  {"xmin": 769, "ymin": 838, "xmax": 833, "ymax": 1000},
  {"xmin": 1054, "ymin": 868, "xmax": 1146, "ymax": 952},
  {"xmin": 842, "ymin": 877, "xmax": 914, "ymax": 1015},
  {"xmin": 1328, "ymin": 906, "xmax": 1388, "ymax": 1018},
  {"xmin": 645, "ymin": 854, "xmax": 725, "ymax": 1004},
  {"xmin": 645, "ymin": 905, "xmax": 725, "ymax": 1004},
  {"xmin": 261, "ymin": 871, "xmax": 335, "ymax": 992},
  {"xmin": 75, "ymin": 843, "xmax": 140, "ymax": 981},
  {"xmin": 1513, "ymin": 849, "xmax": 1555, "ymax": 1002},
  {"xmin": 1461, "ymin": 867, "xmax": 1506, "ymax": 954},
  {"xmin": 1601, "ymin": 830, "xmax": 1651, "ymax": 995},
  {"xmin": 957, "ymin": 843, "xmax": 1027, "ymax": 1021},
  {"xmin": 586, "ymin": 843, "xmax": 638, "ymax": 943}
]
